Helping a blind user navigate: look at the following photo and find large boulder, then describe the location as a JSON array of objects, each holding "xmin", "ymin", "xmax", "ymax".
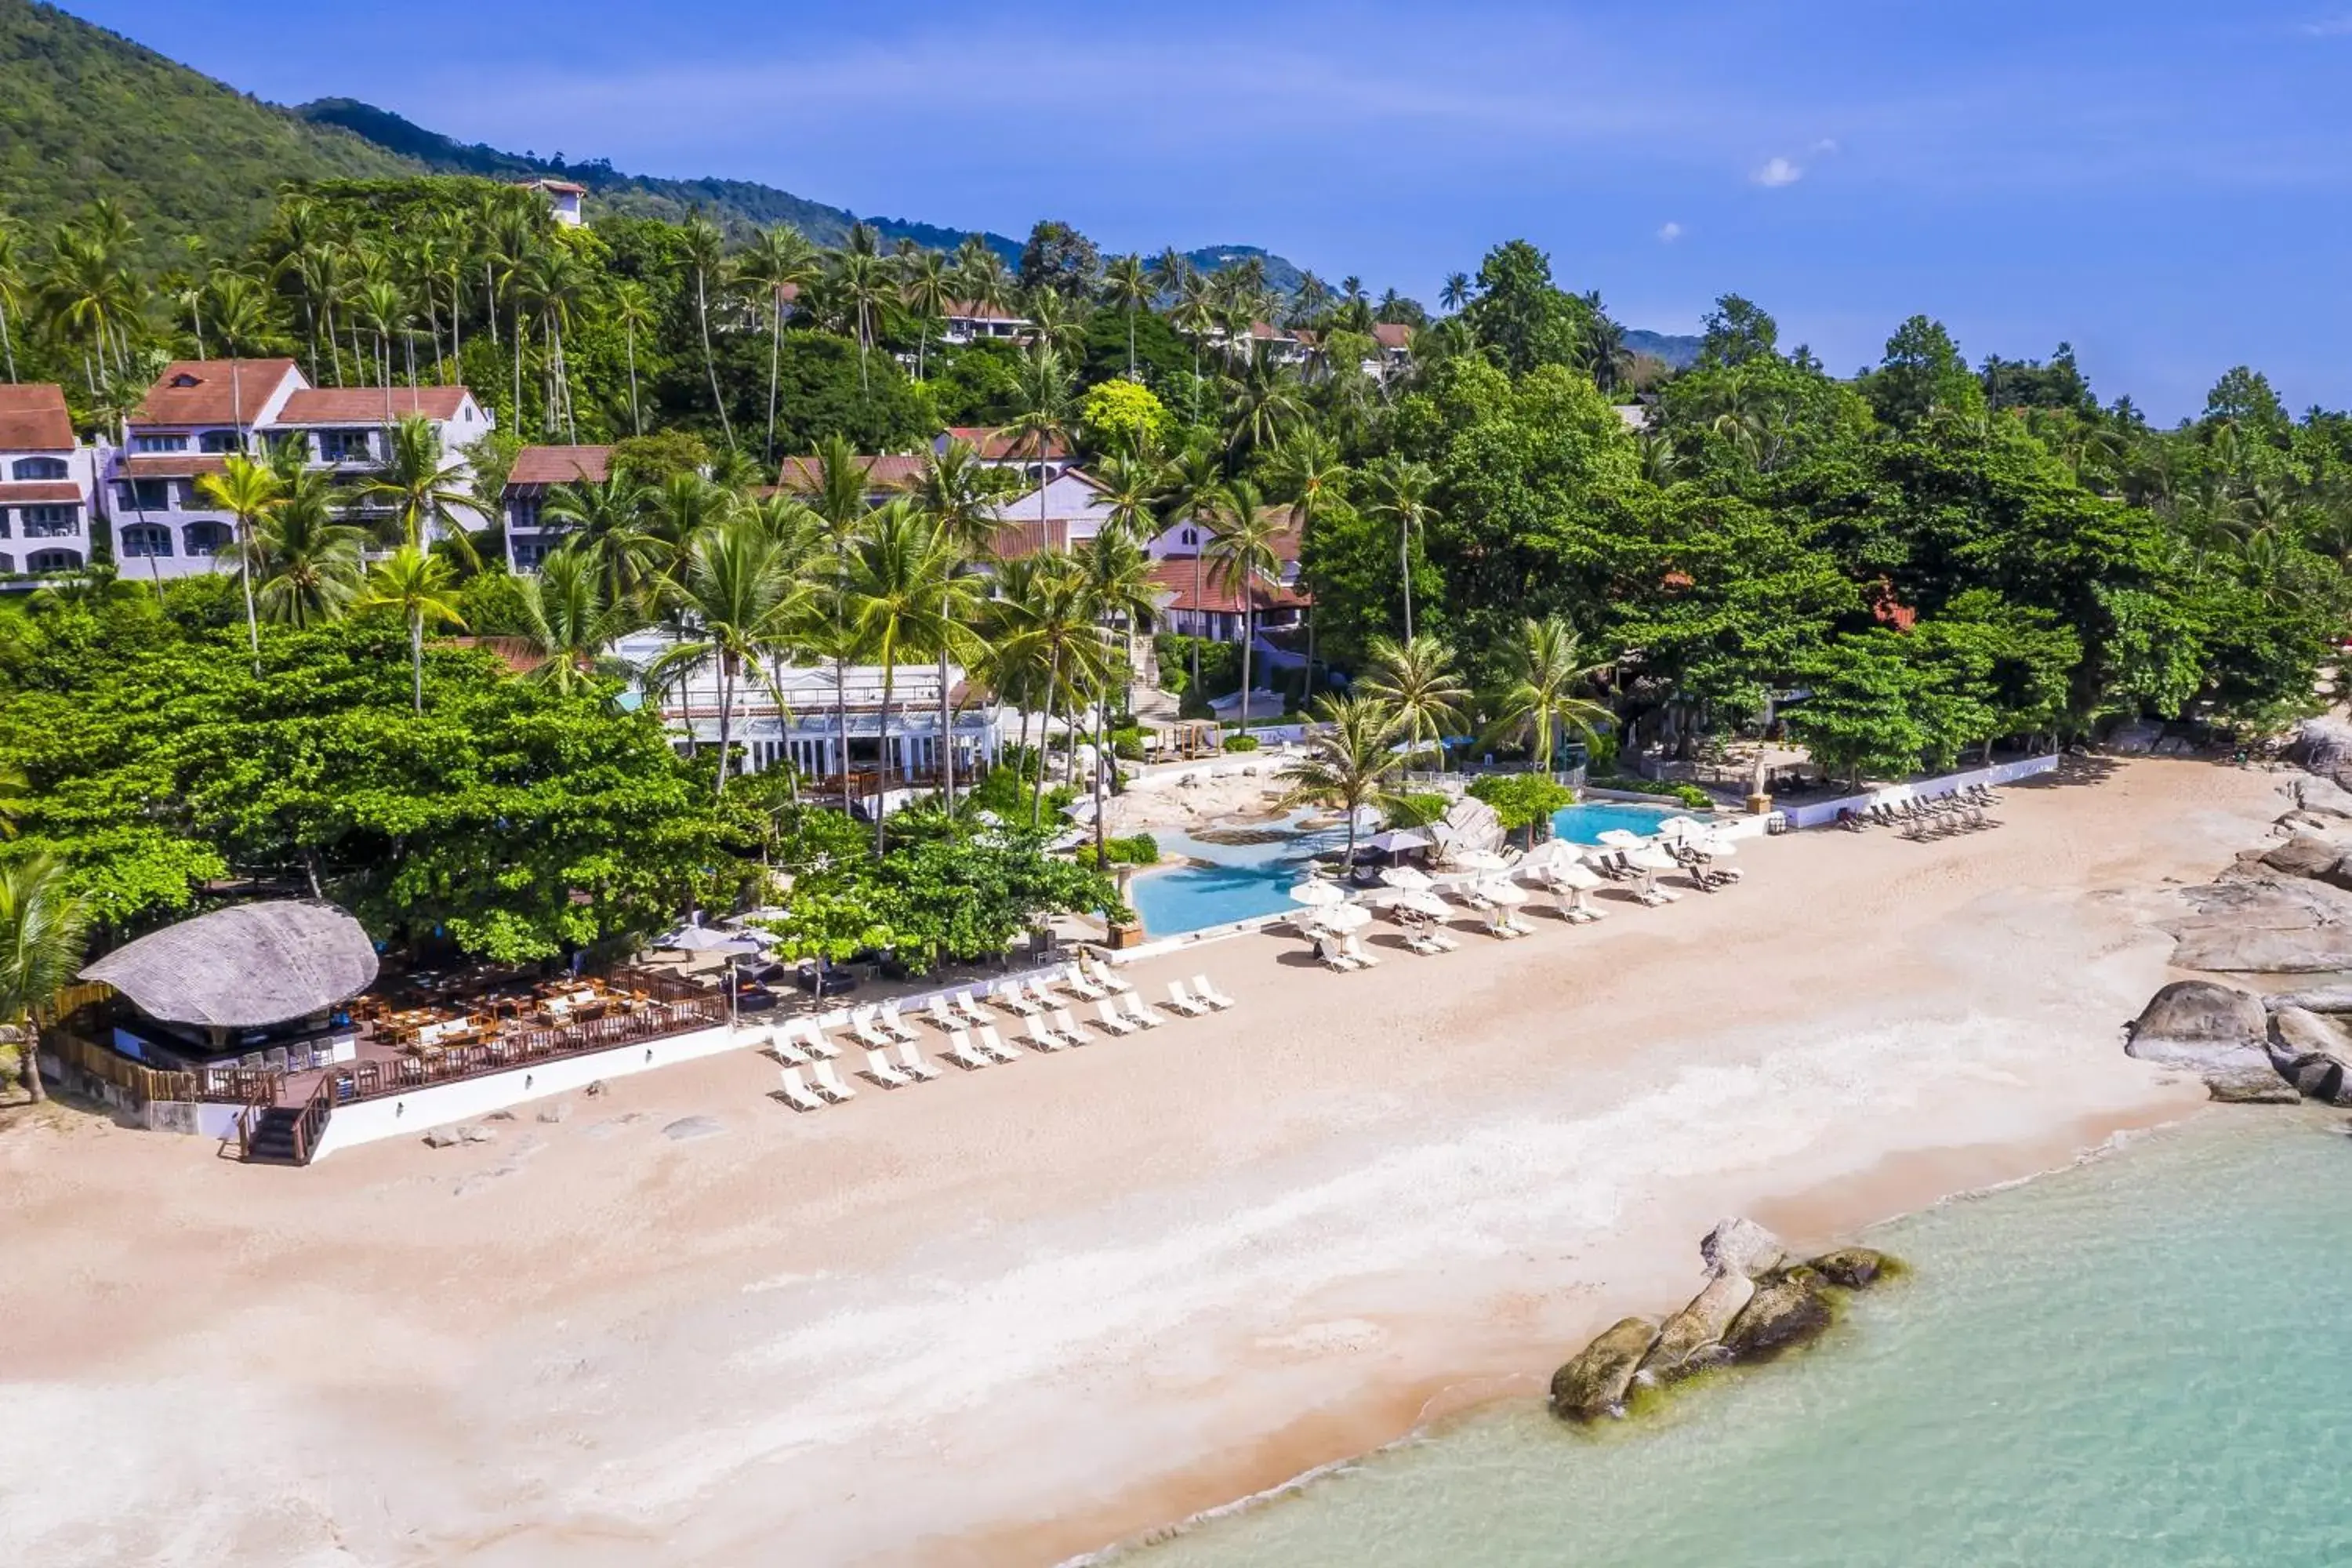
[
  {"xmin": 1699, "ymin": 1217, "xmax": 1787, "ymax": 1280},
  {"xmin": 1722, "ymin": 1271, "xmax": 1834, "ymax": 1363},
  {"xmin": 2205, "ymin": 1069, "xmax": 2307, "ymax": 1105},
  {"xmin": 1549, "ymin": 1317, "xmax": 1660, "ymax": 1422},
  {"xmin": 2167, "ymin": 877, "xmax": 2352, "ymax": 973},
  {"xmin": 2267, "ymin": 1007, "xmax": 2352, "ymax": 1105},
  {"xmin": 2124, "ymin": 981, "xmax": 2270, "ymax": 1072},
  {"xmin": 1637, "ymin": 1270, "xmax": 1756, "ymax": 1385},
  {"xmin": 2260, "ymin": 835, "xmax": 2352, "ymax": 887},
  {"xmin": 2288, "ymin": 717, "xmax": 2352, "ymax": 789},
  {"xmin": 1807, "ymin": 1247, "xmax": 1897, "ymax": 1290},
  {"xmin": 2260, "ymin": 983, "xmax": 2352, "ymax": 1014}
]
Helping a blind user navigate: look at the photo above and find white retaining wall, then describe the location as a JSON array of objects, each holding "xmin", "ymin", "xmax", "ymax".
[{"xmin": 1773, "ymin": 754, "xmax": 2061, "ymax": 830}]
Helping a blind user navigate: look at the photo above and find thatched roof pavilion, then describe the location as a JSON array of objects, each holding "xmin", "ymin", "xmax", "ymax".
[{"xmin": 82, "ymin": 901, "xmax": 379, "ymax": 1031}]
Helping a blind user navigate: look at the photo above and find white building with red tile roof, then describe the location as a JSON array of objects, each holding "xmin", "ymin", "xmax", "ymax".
[
  {"xmin": 521, "ymin": 179, "xmax": 586, "ymax": 227},
  {"xmin": 502, "ymin": 444, "xmax": 614, "ymax": 570},
  {"xmin": 0, "ymin": 384, "xmax": 101, "ymax": 580},
  {"xmin": 938, "ymin": 300, "xmax": 1033, "ymax": 346},
  {"xmin": 1144, "ymin": 506, "xmax": 1310, "ymax": 642}
]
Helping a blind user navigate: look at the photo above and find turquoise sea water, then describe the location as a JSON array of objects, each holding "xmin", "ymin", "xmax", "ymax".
[
  {"xmin": 1131, "ymin": 804, "xmax": 1682, "ymax": 935},
  {"xmin": 1114, "ymin": 1111, "xmax": 2352, "ymax": 1567}
]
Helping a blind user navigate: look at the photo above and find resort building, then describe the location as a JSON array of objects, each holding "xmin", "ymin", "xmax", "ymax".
[
  {"xmin": 111, "ymin": 361, "xmax": 493, "ymax": 578},
  {"xmin": 988, "ymin": 467, "xmax": 1120, "ymax": 558},
  {"xmin": 0, "ymin": 383, "xmax": 101, "ymax": 577},
  {"xmin": 938, "ymin": 300, "xmax": 1033, "ymax": 345},
  {"xmin": 502, "ymin": 443, "xmax": 613, "ymax": 569},
  {"xmin": 1146, "ymin": 509, "xmax": 1311, "ymax": 644},
  {"xmin": 522, "ymin": 177, "xmax": 586, "ymax": 227},
  {"xmin": 937, "ymin": 426, "xmax": 1075, "ymax": 485},
  {"xmin": 773, "ymin": 452, "xmax": 929, "ymax": 505}
]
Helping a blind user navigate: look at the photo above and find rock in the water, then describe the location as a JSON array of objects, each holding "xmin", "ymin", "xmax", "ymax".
[
  {"xmin": 2124, "ymin": 981, "xmax": 2269, "ymax": 1072},
  {"xmin": 1807, "ymin": 1247, "xmax": 1896, "ymax": 1290},
  {"xmin": 422, "ymin": 1127, "xmax": 463, "ymax": 1149},
  {"xmin": 2205, "ymin": 1069, "xmax": 2307, "ymax": 1105},
  {"xmin": 1722, "ymin": 1271, "xmax": 1834, "ymax": 1362},
  {"xmin": 1699, "ymin": 1217, "xmax": 1787, "ymax": 1280},
  {"xmin": 662, "ymin": 1114, "xmax": 725, "ymax": 1142},
  {"xmin": 2267, "ymin": 1007, "xmax": 2352, "ymax": 1105},
  {"xmin": 1548, "ymin": 1317, "xmax": 1660, "ymax": 1422},
  {"xmin": 535, "ymin": 1102, "xmax": 572, "ymax": 1124},
  {"xmin": 1639, "ymin": 1270, "xmax": 1756, "ymax": 1384},
  {"xmin": 2165, "ymin": 877, "xmax": 2352, "ymax": 973}
]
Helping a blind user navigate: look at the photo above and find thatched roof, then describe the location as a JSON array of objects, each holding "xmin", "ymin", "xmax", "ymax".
[{"xmin": 82, "ymin": 902, "xmax": 379, "ymax": 1030}]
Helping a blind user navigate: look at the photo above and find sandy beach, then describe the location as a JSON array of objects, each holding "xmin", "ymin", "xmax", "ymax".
[{"xmin": 0, "ymin": 757, "xmax": 2289, "ymax": 1568}]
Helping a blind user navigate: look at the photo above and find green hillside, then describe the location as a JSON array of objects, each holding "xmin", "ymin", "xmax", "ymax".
[{"xmin": 0, "ymin": 0, "xmax": 423, "ymax": 260}]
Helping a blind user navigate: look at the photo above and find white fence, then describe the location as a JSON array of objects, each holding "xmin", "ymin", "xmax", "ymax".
[{"xmin": 1773, "ymin": 754, "xmax": 2062, "ymax": 830}]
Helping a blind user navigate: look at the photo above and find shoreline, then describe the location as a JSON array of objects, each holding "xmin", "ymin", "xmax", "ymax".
[{"xmin": 0, "ymin": 757, "xmax": 2291, "ymax": 1568}]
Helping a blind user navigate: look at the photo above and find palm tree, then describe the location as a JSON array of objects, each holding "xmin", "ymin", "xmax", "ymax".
[
  {"xmin": 646, "ymin": 515, "xmax": 813, "ymax": 798},
  {"xmin": 838, "ymin": 502, "xmax": 985, "ymax": 851},
  {"xmin": 1203, "ymin": 483, "xmax": 1285, "ymax": 735},
  {"xmin": 832, "ymin": 246, "xmax": 891, "ymax": 394},
  {"xmin": 250, "ymin": 473, "xmax": 367, "ymax": 626},
  {"xmin": 0, "ymin": 212, "xmax": 23, "ymax": 381},
  {"xmin": 1357, "ymin": 634, "xmax": 1468, "ymax": 771},
  {"xmin": 515, "ymin": 245, "xmax": 590, "ymax": 441},
  {"xmin": 990, "ymin": 551, "xmax": 1118, "ymax": 825},
  {"xmin": 518, "ymin": 546, "xmax": 638, "ymax": 695},
  {"xmin": 681, "ymin": 217, "xmax": 735, "ymax": 447},
  {"xmin": 609, "ymin": 279, "xmax": 655, "ymax": 437},
  {"xmin": 0, "ymin": 760, "xmax": 27, "ymax": 836},
  {"xmin": 0, "ymin": 854, "xmax": 90, "ymax": 1105},
  {"xmin": 1078, "ymin": 526, "xmax": 1159, "ymax": 856},
  {"xmin": 1221, "ymin": 346, "xmax": 1306, "ymax": 458},
  {"xmin": 358, "ymin": 545, "xmax": 467, "ymax": 713},
  {"xmin": 739, "ymin": 224, "xmax": 822, "ymax": 460},
  {"xmin": 1003, "ymin": 347, "xmax": 1076, "ymax": 533},
  {"xmin": 1102, "ymin": 252, "xmax": 1152, "ymax": 377},
  {"xmin": 899, "ymin": 247, "xmax": 953, "ymax": 383},
  {"xmin": 194, "ymin": 455, "xmax": 282, "ymax": 672},
  {"xmin": 1367, "ymin": 457, "xmax": 1438, "ymax": 640},
  {"xmin": 545, "ymin": 472, "xmax": 664, "ymax": 606},
  {"xmin": 1264, "ymin": 431, "xmax": 1347, "ymax": 683},
  {"xmin": 1275, "ymin": 695, "xmax": 1406, "ymax": 869},
  {"xmin": 1486, "ymin": 616, "xmax": 1613, "ymax": 775},
  {"xmin": 1159, "ymin": 444, "xmax": 1225, "ymax": 695},
  {"xmin": 353, "ymin": 414, "xmax": 481, "ymax": 565},
  {"xmin": 1439, "ymin": 272, "xmax": 1472, "ymax": 314}
]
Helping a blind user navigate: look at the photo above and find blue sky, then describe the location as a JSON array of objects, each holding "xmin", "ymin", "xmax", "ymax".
[{"xmin": 61, "ymin": 0, "xmax": 2352, "ymax": 420}]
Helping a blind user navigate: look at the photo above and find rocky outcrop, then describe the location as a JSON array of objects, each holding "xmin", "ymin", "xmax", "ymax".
[
  {"xmin": 2267, "ymin": 1007, "xmax": 2352, "ymax": 1105},
  {"xmin": 1721, "ymin": 1270, "xmax": 1833, "ymax": 1362},
  {"xmin": 1700, "ymin": 1217, "xmax": 1787, "ymax": 1280},
  {"xmin": 2123, "ymin": 980, "xmax": 2270, "ymax": 1072},
  {"xmin": 2259, "ymin": 983, "xmax": 2352, "ymax": 1014},
  {"xmin": 1548, "ymin": 1317, "xmax": 1660, "ymax": 1422},
  {"xmin": 2205, "ymin": 1069, "xmax": 2307, "ymax": 1105},
  {"xmin": 1807, "ymin": 1247, "xmax": 1896, "ymax": 1290},
  {"xmin": 2288, "ymin": 717, "xmax": 2352, "ymax": 789},
  {"xmin": 2259, "ymin": 834, "xmax": 2352, "ymax": 888},
  {"xmin": 2165, "ymin": 877, "xmax": 2352, "ymax": 973},
  {"xmin": 1636, "ymin": 1269, "xmax": 1755, "ymax": 1385}
]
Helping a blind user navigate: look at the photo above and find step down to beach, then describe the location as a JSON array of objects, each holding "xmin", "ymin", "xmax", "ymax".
[{"xmin": 242, "ymin": 1106, "xmax": 307, "ymax": 1166}]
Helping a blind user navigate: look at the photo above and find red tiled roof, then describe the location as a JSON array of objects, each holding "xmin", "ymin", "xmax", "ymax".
[
  {"xmin": 277, "ymin": 385, "xmax": 473, "ymax": 423},
  {"xmin": 120, "ymin": 454, "xmax": 230, "ymax": 480},
  {"xmin": 132, "ymin": 360, "xmax": 301, "ymax": 426},
  {"xmin": 507, "ymin": 444, "xmax": 614, "ymax": 488},
  {"xmin": 0, "ymin": 482, "xmax": 84, "ymax": 504},
  {"xmin": 1371, "ymin": 322, "xmax": 1414, "ymax": 350},
  {"xmin": 525, "ymin": 179, "xmax": 586, "ymax": 194},
  {"xmin": 944, "ymin": 426, "xmax": 1069, "ymax": 462},
  {"xmin": 1148, "ymin": 558, "xmax": 1309, "ymax": 613},
  {"xmin": 0, "ymin": 384, "xmax": 75, "ymax": 451},
  {"xmin": 775, "ymin": 452, "xmax": 927, "ymax": 492},
  {"xmin": 943, "ymin": 300, "xmax": 1029, "ymax": 323},
  {"xmin": 987, "ymin": 520, "xmax": 1070, "ymax": 559}
]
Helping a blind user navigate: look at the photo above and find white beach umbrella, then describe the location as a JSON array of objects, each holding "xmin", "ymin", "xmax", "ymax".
[
  {"xmin": 1695, "ymin": 834, "xmax": 1738, "ymax": 858},
  {"xmin": 1379, "ymin": 864, "xmax": 1436, "ymax": 891},
  {"xmin": 1653, "ymin": 815, "xmax": 1710, "ymax": 843},
  {"xmin": 1594, "ymin": 828, "xmax": 1648, "ymax": 849},
  {"xmin": 1481, "ymin": 877, "xmax": 1530, "ymax": 906},
  {"xmin": 1452, "ymin": 849, "xmax": 1512, "ymax": 872},
  {"xmin": 1517, "ymin": 840, "xmax": 1577, "ymax": 877},
  {"xmin": 1628, "ymin": 846, "xmax": 1681, "ymax": 873},
  {"xmin": 661, "ymin": 924, "xmax": 754, "ymax": 953},
  {"xmin": 1381, "ymin": 888, "xmax": 1454, "ymax": 920},
  {"xmin": 1365, "ymin": 828, "xmax": 1433, "ymax": 855},
  {"xmin": 1288, "ymin": 880, "xmax": 1346, "ymax": 907},
  {"xmin": 1319, "ymin": 902, "xmax": 1374, "ymax": 932},
  {"xmin": 1548, "ymin": 861, "xmax": 1606, "ymax": 891}
]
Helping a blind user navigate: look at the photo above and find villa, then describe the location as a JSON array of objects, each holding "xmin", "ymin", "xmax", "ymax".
[
  {"xmin": 989, "ymin": 466, "xmax": 1121, "ymax": 558},
  {"xmin": 938, "ymin": 426, "xmax": 1075, "ymax": 485},
  {"xmin": 0, "ymin": 383, "xmax": 101, "ymax": 576},
  {"xmin": 1145, "ymin": 507, "xmax": 1312, "ymax": 644},
  {"xmin": 503, "ymin": 443, "xmax": 613, "ymax": 569},
  {"xmin": 111, "ymin": 361, "xmax": 494, "ymax": 577},
  {"xmin": 521, "ymin": 177, "xmax": 586, "ymax": 227},
  {"xmin": 772, "ymin": 451, "xmax": 929, "ymax": 503},
  {"xmin": 938, "ymin": 300, "xmax": 1034, "ymax": 345}
]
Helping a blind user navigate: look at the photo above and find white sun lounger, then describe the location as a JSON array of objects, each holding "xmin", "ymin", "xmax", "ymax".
[
  {"xmin": 1192, "ymin": 975, "xmax": 1238, "ymax": 1010},
  {"xmin": 1121, "ymin": 991, "xmax": 1168, "ymax": 1028},
  {"xmin": 1166, "ymin": 981, "xmax": 1214, "ymax": 1017},
  {"xmin": 892, "ymin": 1039, "xmax": 942, "ymax": 1081},
  {"xmin": 811, "ymin": 1059, "xmax": 858, "ymax": 1102},
  {"xmin": 931, "ymin": 999, "xmax": 965, "ymax": 1034},
  {"xmin": 993, "ymin": 983, "xmax": 1042, "ymax": 1018},
  {"xmin": 1094, "ymin": 998, "xmax": 1140, "ymax": 1036},
  {"xmin": 1341, "ymin": 935, "xmax": 1382, "ymax": 967},
  {"xmin": 977, "ymin": 1024, "xmax": 1022, "ymax": 1062},
  {"xmin": 763, "ymin": 1030, "xmax": 812, "ymax": 1066},
  {"xmin": 787, "ymin": 1020, "xmax": 842, "ymax": 1059},
  {"xmin": 944, "ymin": 1028, "xmax": 993, "ymax": 1070},
  {"xmin": 1022, "ymin": 1015, "xmax": 1065, "ymax": 1052},
  {"xmin": 776, "ymin": 1066, "xmax": 826, "ymax": 1112},
  {"xmin": 1087, "ymin": 956, "xmax": 1135, "ymax": 993},
  {"xmin": 1062, "ymin": 964, "xmax": 1110, "ymax": 1001},
  {"xmin": 1051, "ymin": 1007, "xmax": 1094, "ymax": 1047},
  {"xmin": 877, "ymin": 1004, "xmax": 921, "ymax": 1044},
  {"xmin": 1028, "ymin": 977, "xmax": 1064, "ymax": 1010},
  {"xmin": 953, "ymin": 989, "xmax": 994, "ymax": 1025},
  {"xmin": 850, "ymin": 1010, "xmax": 896, "ymax": 1050},
  {"xmin": 863, "ymin": 1047, "xmax": 914, "ymax": 1089}
]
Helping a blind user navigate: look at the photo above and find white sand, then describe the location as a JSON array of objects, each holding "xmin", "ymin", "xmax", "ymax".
[{"xmin": 0, "ymin": 759, "xmax": 2288, "ymax": 1567}]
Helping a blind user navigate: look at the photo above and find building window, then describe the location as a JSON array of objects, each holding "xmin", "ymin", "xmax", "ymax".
[
  {"xmin": 316, "ymin": 429, "xmax": 375, "ymax": 464},
  {"xmin": 118, "ymin": 479, "xmax": 173, "ymax": 513},
  {"xmin": 118, "ymin": 523, "xmax": 172, "ymax": 558},
  {"xmin": 20, "ymin": 506, "xmax": 76, "ymax": 539},
  {"xmin": 512, "ymin": 536, "xmax": 553, "ymax": 571},
  {"xmin": 0, "ymin": 553, "xmax": 13, "ymax": 574},
  {"xmin": 9, "ymin": 456, "xmax": 67, "ymax": 481},
  {"xmin": 0, "ymin": 510, "xmax": 11, "ymax": 538},
  {"xmin": 198, "ymin": 430, "xmax": 245, "ymax": 454},
  {"xmin": 183, "ymin": 521, "xmax": 233, "ymax": 557},
  {"xmin": 508, "ymin": 495, "xmax": 543, "ymax": 532},
  {"xmin": 25, "ymin": 549, "xmax": 82, "ymax": 572},
  {"xmin": 132, "ymin": 433, "xmax": 188, "ymax": 453}
]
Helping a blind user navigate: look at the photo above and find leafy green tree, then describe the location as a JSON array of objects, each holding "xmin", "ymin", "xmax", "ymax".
[
  {"xmin": 1080, "ymin": 377, "xmax": 1172, "ymax": 456},
  {"xmin": 1465, "ymin": 771, "xmax": 1576, "ymax": 847},
  {"xmin": 1788, "ymin": 632, "xmax": 1929, "ymax": 788},
  {"xmin": 1018, "ymin": 220, "xmax": 1102, "ymax": 299},
  {"xmin": 1864, "ymin": 315, "xmax": 1985, "ymax": 430},
  {"xmin": 1483, "ymin": 615, "xmax": 1613, "ymax": 773},
  {"xmin": 0, "ymin": 854, "xmax": 90, "ymax": 1104},
  {"xmin": 1458, "ymin": 239, "xmax": 1588, "ymax": 376},
  {"xmin": 358, "ymin": 544, "xmax": 467, "ymax": 713},
  {"xmin": 1697, "ymin": 293, "xmax": 1779, "ymax": 368}
]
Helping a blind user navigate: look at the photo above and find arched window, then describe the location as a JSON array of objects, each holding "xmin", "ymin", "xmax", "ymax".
[
  {"xmin": 9, "ymin": 456, "xmax": 67, "ymax": 481},
  {"xmin": 26, "ymin": 548, "xmax": 82, "ymax": 572},
  {"xmin": 183, "ymin": 521, "xmax": 233, "ymax": 557},
  {"xmin": 119, "ymin": 523, "xmax": 173, "ymax": 558}
]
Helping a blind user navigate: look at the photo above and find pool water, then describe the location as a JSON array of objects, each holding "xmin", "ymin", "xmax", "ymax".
[
  {"xmin": 1127, "ymin": 811, "xmax": 1352, "ymax": 935},
  {"xmin": 1550, "ymin": 801, "xmax": 1679, "ymax": 844}
]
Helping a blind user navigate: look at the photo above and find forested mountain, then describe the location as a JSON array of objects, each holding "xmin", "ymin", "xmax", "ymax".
[
  {"xmin": 1624, "ymin": 328, "xmax": 1703, "ymax": 370},
  {"xmin": 0, "ymin": 0, "xmax": 422, "ymax": 263}
]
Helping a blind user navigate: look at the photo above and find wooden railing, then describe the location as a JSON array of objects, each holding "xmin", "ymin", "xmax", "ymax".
[
  {"xmin": 291, "ymin": 1073, "xmax": 336, "ymax": 1162},
  {"xmin": 45, "ymin": 1020, "xmax": 279, "ymax": 1106},
  {"xmin": 330, "ymin": 978, "xmax": 727, "ymax": 1105}
]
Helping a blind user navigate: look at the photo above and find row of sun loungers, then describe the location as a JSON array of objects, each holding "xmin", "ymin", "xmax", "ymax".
[
  {"xmin": 768, "ymin": 964, "xmax": 1236, "ymax": 1110},
  {"xmin": 1839, "ymin": 784, "xmax": 2004, "ymax": 840}
]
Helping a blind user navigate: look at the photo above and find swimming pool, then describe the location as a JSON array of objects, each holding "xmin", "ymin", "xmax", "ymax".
[
  {"xmin": 1126, "ymin": 811, "xmax": 1352, "ymax": 935},
  {"xmin": 1549, "ymin": 800, "xmax": 1681, "ymax": 844}
]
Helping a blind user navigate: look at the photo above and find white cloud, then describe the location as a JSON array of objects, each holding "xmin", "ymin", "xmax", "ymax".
[
  {"xmin": 1752, "ymin": 155, "xmax": 1805, "ymax": 187},
  {"xmin": 1810, "ymin": 137, "xmax": 1842, "ymax": 155},
  {"xmin": 2299, "ymin": 13, "xmax": 2352, "ymax": 35},
  {"xmin": 1657, "ymin": 221, "xmax": 1684, "ymax": 242}
]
